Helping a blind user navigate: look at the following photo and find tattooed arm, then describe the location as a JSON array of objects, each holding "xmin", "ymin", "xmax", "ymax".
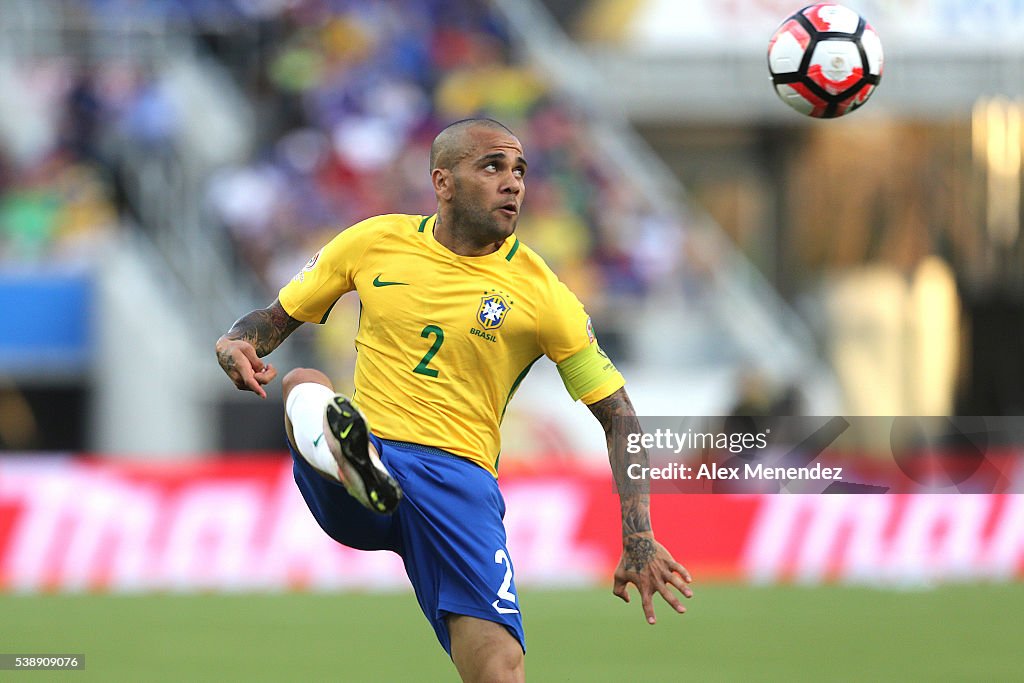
[
  {"xmin": 587, "ymin": 387, "xmax": 694, "ymax": 624},
  {"xmin": 215, "ymin": 298, "xmax": 303, "ymax": 398}
]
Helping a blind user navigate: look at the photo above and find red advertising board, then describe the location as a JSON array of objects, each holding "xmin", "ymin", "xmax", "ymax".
[{"xmin": 0, "ymin": 456, "xmax": 1022, "ymax": 592}]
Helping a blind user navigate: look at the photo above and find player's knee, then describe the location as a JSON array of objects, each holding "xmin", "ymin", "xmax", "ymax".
[
  {"xmin": 477, "ymin": 647, "xmax": 524, "ymax": 683},
  {"xmin": 451, "ymin": 621, "xmax": 524, "ymax": 683},
  {"xmin": 460, "ymin": 646, "xmax": 522, "ymax": 683},
  {"xmin": 477, "ymin": 640, "xmax": 524, "ymax": 683},
  {"xmin": 282, "ymin": 367, "xmax": 333, "ymax": 404}
]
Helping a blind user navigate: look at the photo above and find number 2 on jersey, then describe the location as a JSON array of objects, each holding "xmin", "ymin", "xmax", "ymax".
[{"xmin": 413, "ymin": 325, "xmax": 444, "ymax": 377}]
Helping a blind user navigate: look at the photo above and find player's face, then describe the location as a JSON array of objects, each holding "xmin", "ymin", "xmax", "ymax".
[{"xmin": 450, "ymin": 129, "xmax": 527, "ymax": 243}]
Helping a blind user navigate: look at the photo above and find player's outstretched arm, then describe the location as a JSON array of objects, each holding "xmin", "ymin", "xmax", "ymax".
[
  {"xmin": 587, "ymin": 388, "xmax": 694, "ymax": 624},
  {"xmin": 215, "ymin": 298, "xmax": 303, "ymax": 398}
]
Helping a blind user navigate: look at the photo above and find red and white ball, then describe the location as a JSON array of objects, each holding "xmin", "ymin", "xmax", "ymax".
[{"xmin": 768, "ymin": 3, "xmax": 883, "ymax": 118}]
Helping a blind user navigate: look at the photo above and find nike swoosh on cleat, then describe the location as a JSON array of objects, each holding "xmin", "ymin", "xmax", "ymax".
[
  {"xmin": 339, "ymin": 424, "xmax": 353, "ymax": 439},
  {"xmin": 491, "ymin": 600, "xmax": 520, "ymax": 615},
  {"xmin": 373, "ymin": 274, "xmax": 408, "ymax": 287}
]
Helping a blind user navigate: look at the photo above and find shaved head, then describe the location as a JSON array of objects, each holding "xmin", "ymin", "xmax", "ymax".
[
  {"xmin": 430, "ymin": 118, "xmax": 517, "ymax": 171},
  {"xmin": 428, "ymin": 116, "xmax": 526, "ymax": 254}
]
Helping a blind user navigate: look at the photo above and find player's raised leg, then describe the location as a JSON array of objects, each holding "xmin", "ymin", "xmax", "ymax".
[
  {"xmin": 282, "ymin": 367, "xmax": 402, "ymax": 514},
  {"xmin": 447, "ymin": 615, "xmax": 525, "ymax": 683},
  {"xmin": 323, "ymin": 393, "xmax": 402, "ymax": 514},
  {"xmin": 282, "ymin": 368, "xmax": 341, "ymax": 477}
]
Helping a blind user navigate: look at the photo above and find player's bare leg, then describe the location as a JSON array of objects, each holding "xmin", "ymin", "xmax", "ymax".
[
  {"xmin": 282, "ymin": 368, "xmax": 402, "ymax": 513},
  {"xmin": 447, "ymin": 615, "xmax": 525, "ymax": 683}
]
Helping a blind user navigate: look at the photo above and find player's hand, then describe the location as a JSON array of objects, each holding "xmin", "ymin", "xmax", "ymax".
[
  {"xmin": 612, "ymin": 532, "xmax": 693, "ymax": 625},
  {"xmin": 215, "ymin": 337, "xmax": 278, "ymax": 399}
]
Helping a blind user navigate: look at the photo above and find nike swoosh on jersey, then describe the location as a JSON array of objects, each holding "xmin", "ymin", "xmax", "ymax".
[
  {"xmin": 373, "ymin": 274, "xmax": 409, "ymax": 287},
  {"xmin": 491, "ymin": 600, "xmax": 520, "ymax": 615},
  {"xmin": 313, "ymin": 433, "xmax": 324, "ymax": 447}
]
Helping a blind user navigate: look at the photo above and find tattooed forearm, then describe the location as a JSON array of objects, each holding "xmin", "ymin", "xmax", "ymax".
[
  {"xmin": 588, "ymin": 388, "xmax": 652, "ymax": 538},
  {"xmin": 621, "ymin": 506, "xmax": 652, "ymax": 538},
  {"xmin": 222, "ymin": 299, "xmax": 303, "ymax": 357}
]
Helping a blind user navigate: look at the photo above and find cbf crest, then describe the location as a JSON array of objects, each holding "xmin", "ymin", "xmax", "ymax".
[{"xmin": 477, "ymin": 292, "xmax": 512, "ymax": 330}]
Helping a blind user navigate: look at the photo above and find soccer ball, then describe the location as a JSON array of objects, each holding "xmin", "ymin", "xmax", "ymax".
[{"xmin": 768, "ymin": 3, "xmax": 883, "ymax": 118}]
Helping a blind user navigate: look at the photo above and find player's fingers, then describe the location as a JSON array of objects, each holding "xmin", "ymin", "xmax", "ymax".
[
  {"xmin": 233, "ymin": 361, "xmax": 265, "ymax": 398},
  {"xmin": 227, "ymin": 344, "xmax": 267, "ymax": 398},
  {"xmin": 640, "ymin": 586, "xmax": 656, "ymax": 624},
  {"xmin": 255, "ymin": 363, "xmax": 278, "ymax": 385},
  {"xmin": 656, "ymin": 582, "xmax": 687, "ymax": 615},
  {"xmin": 238, "ymin": 343, "xmax": 265, "ymax": 373},
  {"xmin": 612, "ymin": 576, "xmax": 630, "ymax": 603},
  {"xmin": 229, "ymin": 360, "xmax": 252, "ymax": 388},
  {"xmin": 668, "ymin": 572, "xmax": 694, "ymax": 599},
  {"xmin": 672, "ymin": 561, "xmax": 693, "ymax": 584},
  {"xmin": 244, "ymin": 372, "xmax": 267, "ymax": 399}
]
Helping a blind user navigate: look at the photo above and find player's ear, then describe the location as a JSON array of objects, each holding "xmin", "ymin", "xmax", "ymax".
[{"xmin": 432, "ymin": 168, "xmax": 454, "ymax": 201}]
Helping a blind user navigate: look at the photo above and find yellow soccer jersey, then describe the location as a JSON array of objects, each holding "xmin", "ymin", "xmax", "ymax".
[{"xmin": 279, "ymin": 213, "xmax": 624, "ymax": 476}]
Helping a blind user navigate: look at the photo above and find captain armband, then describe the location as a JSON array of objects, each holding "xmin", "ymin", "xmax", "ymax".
[{"xmin": 556, "ymin": 343, "xmax": 625, "ymax": 403}]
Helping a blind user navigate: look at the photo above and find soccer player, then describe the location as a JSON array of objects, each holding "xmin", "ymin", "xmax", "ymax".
[{"xmin": 215, "ymin": 118, "xmax": 692, "ymax": 682}]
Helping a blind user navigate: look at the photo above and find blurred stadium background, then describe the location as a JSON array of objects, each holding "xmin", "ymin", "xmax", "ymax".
[{"xmin": 1, "ymin": 0, "xmax": 1023, "ymax": 680}]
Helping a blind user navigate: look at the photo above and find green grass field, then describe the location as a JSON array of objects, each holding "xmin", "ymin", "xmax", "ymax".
[{"xmin": 1, "ymin": 584, "xmax": 1021, "ymax": 681}]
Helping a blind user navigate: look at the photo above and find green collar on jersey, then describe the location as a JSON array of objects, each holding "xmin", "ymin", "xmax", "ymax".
[{"xmin": 419, "ymin": 214, "xmax": 520, "ymax": 262}]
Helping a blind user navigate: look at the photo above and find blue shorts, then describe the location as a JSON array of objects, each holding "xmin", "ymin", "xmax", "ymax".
[{"xmin": 290, "ymin": 434, "xmax": 525, "ymax": 655}]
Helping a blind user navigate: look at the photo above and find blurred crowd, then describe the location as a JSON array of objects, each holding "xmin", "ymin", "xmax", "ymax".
[
  {"xmin": 1, "ymin": 0, "xmax": 688, "ymax": 329},
  {"xmin": 199, "ymin": 0, "xmax": 685, "ymax": 317},
  {"xmin": 0, "ymin": 37, "xmax": 187, "ymax": 266},
  {"xmin": 0, "ymin": 61, "xmax": 114, "ymax": 266}
]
